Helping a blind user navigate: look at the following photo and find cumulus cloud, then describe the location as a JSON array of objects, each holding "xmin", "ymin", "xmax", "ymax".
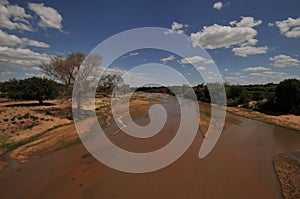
[
  {"xmin": 166, "ymin": 21, "xmax": 188, "ymax": 34},
  {"xmin": 270, "ymin": 54, "xmax": 300, "ymax": 67},
  {"xmin": 0, "ymin": 46, "xmax": 50, "ymax": 67},
  {"xmin": 239, "ymin": 38, "xmax": 258, "ymax": 47},
  {"xmin": 28, "ymin": 3, "xmax": 63, "ymax": 30},
  {"xmin": 242, "ymin": 66, "xmax": 271, "ymax": 72},
  {"xmin": 230, "ymin": 16, "xmax": 262, "ymax": 28},
  {"xmin": 160, "ymin": 55, "xmax": 175, "ymax": 63},
  {"xmin": 232, "ymin": 46, "xmax": 268, "ymax": 57},
  {"xmin": 0, "ymin": 1, "xmax": 32, "ymax": 31},
  {"xmin": 213, "ymin": 2, "xmax": 223, "ymax": 10},
  {"xmin": 0, "ymin": 29, "xmax": 50, "ymax": 48},
  {"xmin": 274, "ymin": 16, "xmax": 300, "ymax": 38},
  {"xmin": 190, "ymin": 16, "xmax": 267, "ymax": 58},
  {"xmin": 179, "ymin": 55, "xmax": 213, "ymax": 64},
  {"xmin": 191, "ymin": 24, "xmax": 257, "ymax": 49}
]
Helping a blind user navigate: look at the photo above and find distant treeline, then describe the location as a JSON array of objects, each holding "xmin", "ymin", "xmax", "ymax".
[
  {"xmin": 137, "ymin": 79, "xmax": 300, "ymax": 115},
  {"xmin": 1, "ymin": 77, "xmax": 299, "ymax": 115}
]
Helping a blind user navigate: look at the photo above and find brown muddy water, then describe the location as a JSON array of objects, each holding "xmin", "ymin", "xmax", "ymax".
[{"xmin": 0, "ymin": 99, "xmax": 299, "ymax": 199}]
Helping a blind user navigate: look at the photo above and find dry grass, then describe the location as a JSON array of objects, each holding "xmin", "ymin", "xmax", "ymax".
[
  {"xmin": 0, "ymin": 93, "xmax": 168, "ymax": 168},
  {"xmin": 227, "ymin": 107, "xmax": 300, "ymax": 132},
  {"xmin": 0, "ymin": 100, "xmax": 72, "ymax": 155}
]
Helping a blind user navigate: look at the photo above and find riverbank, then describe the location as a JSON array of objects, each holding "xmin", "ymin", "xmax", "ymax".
[
  {"xmin": 273, "ymin": 153, "xmax": 300, "ymax": 199},
  {"xmin": 0, "ymin": 93, "xmax": 171, "ymax": 170},
  {"xmin": 227, "ymin": 107, "xmax": 300, "ymax": 132}
]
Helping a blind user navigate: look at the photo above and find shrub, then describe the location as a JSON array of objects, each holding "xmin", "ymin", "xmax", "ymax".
[{"xmin": 3, "ymin": 77, "xmax": 60, "ymax": 104}]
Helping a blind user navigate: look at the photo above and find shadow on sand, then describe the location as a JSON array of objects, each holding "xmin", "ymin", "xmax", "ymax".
[{"xmin": 4, "ymin": 102, "xmax": 56, "ymax": 107}]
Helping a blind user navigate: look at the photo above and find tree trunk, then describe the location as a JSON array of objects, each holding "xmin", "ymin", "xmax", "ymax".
[{"xmin": 77, "ymin": 90, "xmax": 82, "ymax": 118}]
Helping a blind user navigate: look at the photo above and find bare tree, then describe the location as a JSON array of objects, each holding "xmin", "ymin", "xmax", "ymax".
[
  {"xmin": 40, "ymin": 52, "xmax": 85, "ymax": 85},
  {"xmin": 73, "ymin": 53, "xmax": 102, "ymax": 117}
]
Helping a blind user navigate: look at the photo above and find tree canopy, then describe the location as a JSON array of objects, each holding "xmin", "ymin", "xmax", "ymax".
[
  {"xmin": 40, "ymin": 52, "xmax": 85, "ymax": 85},
  {"xmin": 275, "ymin": 79, "xmax": 300, "ymax": 114},
  {"xmin": 1, "ymin": 77, "xmax": 60, "ymax": 104}
]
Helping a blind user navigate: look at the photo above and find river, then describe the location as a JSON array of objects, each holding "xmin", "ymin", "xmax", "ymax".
[{"xmin": 0, "ymin": 98, "xmax": 299, "ymax": 198}]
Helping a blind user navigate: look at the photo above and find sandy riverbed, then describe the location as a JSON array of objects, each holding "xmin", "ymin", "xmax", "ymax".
[{"xmin": 0, "ymin": 95, "xmax": 299, "ymax": 198}]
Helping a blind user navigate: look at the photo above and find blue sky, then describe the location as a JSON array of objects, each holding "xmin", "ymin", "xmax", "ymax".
[{"xmin": 0, "ymin": 0, "xmax": 300, "ymax": 85}]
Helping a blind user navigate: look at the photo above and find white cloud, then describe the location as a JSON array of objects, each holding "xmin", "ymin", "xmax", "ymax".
[
  {"xmin": 249, "ymin": 71, "xmax": 287, "ymax": 77},
  {"xmin": 270, "ymin": 54, "xmax": 300, "ymax": 68},
  {"xmin": 24, "ymin": 72, "xmax": 36, "ymax": 77},
  {"xmin": 0, "ymin": 0, "xmax": 9, "ymax": 6},
  {"xmin": 190, "ymin": 16, "xmax": 264, "ymax": 52},
  {"xmin": 0, "ymin": 29, "xmax": 50, "ymax": 48},
  {"xmin": 213, "ymin": 2, "xmax": 223, "ymax": 10},
  {"xmin": 102, "ymin": 67, "xmax": 157, "ymax": 87},
  {"xmin": 204, "ymin": 59, "xmax": 214, "ymax": 64},
  {"xmin": 191, "ymin": 24, "xmax": 257, "ymax": 49},
  {"xmin": 180, "ymin": 55, "xmax": 213, "ymax": 64},
  {"xmin": 28, "ymin": 3, "xmax": 63, "ymax": 30},
  {"xmin": 224, "ymin": 68, "xmax": 229, "ymax": 72},
  {"xmin": 32, "ymin": 66, "xmax": 43, "ymax": 71},
  {"xmin": 244, "ymin": 71, "xmax": 299, "ymax": 84},
  {"xmin": 0, "ymin": 46, "xmax": 50, "ymax": 67},
  {"xmin": 0, "ymin": 71, "xmax": 15, "ymax": 75},
  {"xmin": 239, "ymin": 38, "xmax": 258, "ymax": 47},
  {"xmin": 225, "ymin": 71, "xmax": 298, "ymax": 85},
  {"xmin": 166, "ymin": 21, "xmax": 188, "ymax": 34},
  {"xmin": 160, "ymin": 55, "xmax": 175, "ymax": 63},
  {"xmin": 242, "ymin": 66, "xmax": 271, "ymax": 72},
  {"xmin": 171, "ymin": 22, "xmax": 184, "ymax": 31},
  {"xmin": 196, "ymin": 66, "xmax": 206, "ymax": 71},
  {"xmin": 180, "ymin": 56, "xmax": 206, "ymax": 64},
  {"xmin": 130, "ymin": 52, "xmax": 139, "ymax": 56},
  {"xmin": 232, "ymin": 46, "xmax": 268, "ymax": 57},
  {"xmin": 274, "ymin": 17, "xmax": 300, "ymax": 38},
  {"xmin": 230, "ymin": 16, "xmax": 262, "ymax": 28},
  {"xmin": 0, "ymin": 1, "xmax": 32, "ymax": 31}
]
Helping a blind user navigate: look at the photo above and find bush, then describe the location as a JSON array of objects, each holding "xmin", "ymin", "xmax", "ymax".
[
  {"xmin": 3, "ymin": 77, "xmax": 60, "ymax": 104},
  {"xmin": 227, "ymin": 98, "xmax": 239, "ymax": 107},
  {"xmin": 275, "ymin": 79, "xmax": 300, "ymax": 114}
]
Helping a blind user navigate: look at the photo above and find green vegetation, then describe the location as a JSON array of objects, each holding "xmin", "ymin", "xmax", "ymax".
[
  {"xmin": 137, "ymin": 79, "xmax": 300, "ymax": 116},
  {"xmin": 0, "ymin": 77, "xmax": 60, "ymax": 104}
]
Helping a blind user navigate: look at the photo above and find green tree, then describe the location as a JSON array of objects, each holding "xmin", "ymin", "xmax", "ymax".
[
  {"xmin": 275, "ymin": 79, "xmax": 300, "ymax": 114},
  {"xmin": 5, "ymin": 77, "xmax": 60, "ymax": 104}
]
